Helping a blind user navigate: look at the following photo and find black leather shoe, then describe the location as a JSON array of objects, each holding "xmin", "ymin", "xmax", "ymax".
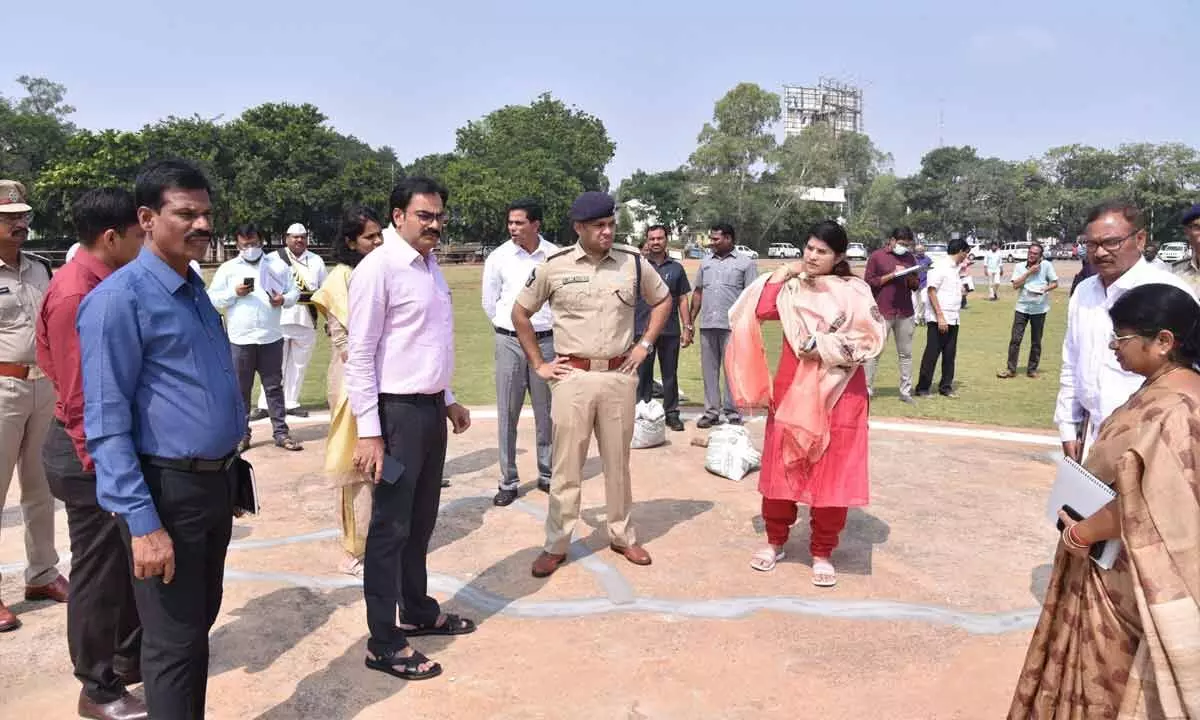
[
  {"xmin": 727, "ymin": 417, "xmax": 743, "ymax": 426},
  {"xmin": 537, "ymin": 480, "xmax": 551, "ymax": 493},
  {"xmin": 248, "ymin": 409, "xmax": 268, "ymax": 421},
  {"xmin": 78, "ymin": 691, "xmax": 148, "ymax": 720},
  {"xmin": 696, "ymin": 415, "xmax": 717, "ymax": 429},
  {"xmin": 666, "ymin": 416, "xmax": 684, "ymax": 431},
  {"xmin": 286, "ymin": 407, "xmax": 309, "ymax": 418},
  {"xmin": 493, "ymin": 489, "xmax": 518, "ymax": 506}
]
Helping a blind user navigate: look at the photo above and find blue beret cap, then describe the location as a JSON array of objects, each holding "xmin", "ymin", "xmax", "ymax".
[
  {"xmin": 1183, "ymin": 204, "xmax": 1200, "ymax": 226},
  {"xmin": 569, "ymin": 191, "xmax": 615, "ymax": 222}
]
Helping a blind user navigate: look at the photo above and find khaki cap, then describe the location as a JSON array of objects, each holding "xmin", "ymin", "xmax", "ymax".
[{"xmin": 0, "ymin": 180, "xmax": 32, "ymax": 213}]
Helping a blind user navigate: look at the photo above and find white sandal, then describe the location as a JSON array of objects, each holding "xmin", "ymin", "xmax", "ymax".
[
  {"xmin": 812, "ymin": 557, "xmax": 837, "ymax": 587},
  {"xmin": 750, "ymin": 547, "xmax": 785, "ymax": 572}
]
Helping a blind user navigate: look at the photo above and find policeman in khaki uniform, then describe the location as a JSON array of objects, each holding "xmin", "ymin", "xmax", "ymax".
[
  {"xmin": 0, "ymin": 179, "xmax": 67, "ymax": 632},
  {"xmin": 512, "ymin": 191, "xmax": 671, "ymax": 578}
]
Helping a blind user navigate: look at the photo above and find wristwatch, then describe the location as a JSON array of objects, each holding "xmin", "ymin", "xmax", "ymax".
[{"xmin": 638, "ymin": 339, "xmax": 654, "ymax": 352}]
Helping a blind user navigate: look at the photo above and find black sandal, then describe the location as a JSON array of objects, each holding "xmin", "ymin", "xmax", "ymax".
[
  {"xmin": 365, "ymin": 649, "xmax": 442, "ymax": 680},
  {"xmin": 401, "ymin": 613, "xmax": 477, "ymax": 637}
]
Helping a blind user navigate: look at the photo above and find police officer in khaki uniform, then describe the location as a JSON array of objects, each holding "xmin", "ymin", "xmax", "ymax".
[
  {"xmin": 0, "ymin": 179, "xmax": 67, "ymax": 632},
  {"xmin": 512, "ymin": 191, "xmax": 671, "ymax": 578}
]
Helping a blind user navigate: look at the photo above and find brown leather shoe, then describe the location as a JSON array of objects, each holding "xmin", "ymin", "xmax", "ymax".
[
  {"xmin": 25, "ymin": 575, "xmax": 69, "ymax": 603},
  {"xmin": 531, "ymin": 552, "xmax": 566, "ymax": 578},
  {"xmin": 78, "ymin": 691, "xmax": 148, "ymax": 720},
  {"xmin": 0, "ymin": 601, "xmax": 19, "ymax": 632},
  {"xmin": 610, "ymin": 543, "xmax": 652, "ymax": 566}
]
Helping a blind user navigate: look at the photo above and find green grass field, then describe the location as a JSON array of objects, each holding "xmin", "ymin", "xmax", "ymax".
[{"xmin": 215, "ymin": 261, "xmax": 1071, "ymax": 431}]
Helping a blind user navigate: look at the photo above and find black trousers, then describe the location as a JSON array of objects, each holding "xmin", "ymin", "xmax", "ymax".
[
  {"xmin": 231, "ymin": 339, "xmax": 288, "ymax": 440},
  {"xmin": 915, "ymin": 323, "xmax": 960, "ymax": 395},
  {"xmin": 364, "ymin": 392, "xmax": 447, "ymax": 657},
  {"xmin": 636, "ymin": 334, "xmax": 683, "ymax": 418},
  {"xmin": 121, "ymin": 461, "xmax": 234, "ymax": 720},
  {"xmin": 42, "ymin": 420, "xmax": 141, "ymax": 704},
  {"xmin": 1006, "ymin": 311, "xmax": 1047, "ymax": 374}
]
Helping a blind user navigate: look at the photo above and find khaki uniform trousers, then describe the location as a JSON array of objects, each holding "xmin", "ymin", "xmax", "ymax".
[
  {"xmin": 545, "ymin": 368, "xmax": 638, "ymax": 555},
  {"xmin": 0, "ymin": 375, "xmax": 60, "ymax": 585}
]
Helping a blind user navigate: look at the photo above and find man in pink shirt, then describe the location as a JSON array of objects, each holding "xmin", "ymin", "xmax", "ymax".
[{"xmin": 345, "ymin": 177, "xmax": 475, "ymax": 682}]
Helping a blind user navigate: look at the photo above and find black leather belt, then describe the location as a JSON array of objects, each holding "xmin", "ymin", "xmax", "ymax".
[
  {"xmin": 141, "ymin": 453, "xmax": 237, "ymax": 473},
  {"xmin": 380, "ymin": 391, "xmax": 444, "ymax": 405},
  {"xmin": 495, "ymin": 327, "xmax": 553, "ymax": 340}
]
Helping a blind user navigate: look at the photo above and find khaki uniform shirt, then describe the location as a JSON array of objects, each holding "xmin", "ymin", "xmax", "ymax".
[
  {"xmin": 0, "ymin": 252, "xmax": 51, "ymax": 364},
  {"xmin": 516, "ymin": 244, "xmax": 669, "ymax": 359},
  {"xmin": 1171, "ymin": 257, "xmax": 1200, "ymax": 295}
]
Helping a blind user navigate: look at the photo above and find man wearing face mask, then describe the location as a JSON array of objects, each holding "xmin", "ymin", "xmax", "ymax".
[
  {"xmin": 255, "ymin": 222, "xmax": 327, "ymax": 418},
  {"xmin": 209, "ymin": 223, "xmax": 303, "ymax": 451},
  {"xmin": 863, "ymin": 227, "xmax": 920, "ymax": 403}
]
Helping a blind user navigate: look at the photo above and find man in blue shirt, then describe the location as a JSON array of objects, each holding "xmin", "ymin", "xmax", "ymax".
[
  {"xmin": 207, "ymin": 223, "xmax": 302, "ymax": 452},
  {"xmin": 78, "ymin": 159, "xmax": 244, "ymax": 719},
  {"xmin": 997, "ymin": 241, "xmax": 1058, "ymax": 379}
]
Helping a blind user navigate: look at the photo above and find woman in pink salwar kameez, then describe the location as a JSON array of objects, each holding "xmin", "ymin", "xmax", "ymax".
[{"xmin": 726, "ymin": 221, "xmax": 886, "ymax": 587}]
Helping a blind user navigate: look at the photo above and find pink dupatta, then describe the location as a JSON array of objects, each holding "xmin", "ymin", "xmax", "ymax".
[{"xmin": 725, "ymin": 272, "xmax": 886, "ymax": 476}]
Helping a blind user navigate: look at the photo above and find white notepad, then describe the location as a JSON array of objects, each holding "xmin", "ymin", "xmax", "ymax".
[{"xmin": 1045, "ymin": 457, "xmax": 1122, "ymax": 569}]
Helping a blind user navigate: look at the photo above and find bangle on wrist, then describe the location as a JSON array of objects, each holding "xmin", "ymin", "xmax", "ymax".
[{"xmin": 1062, "ymin": 524, "xmax": 1088, "ymax": 549}]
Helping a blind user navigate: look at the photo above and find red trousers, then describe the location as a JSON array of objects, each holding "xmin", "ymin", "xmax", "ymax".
[{"xmin": 761, "ymin": 498, "xmax": 848, "ymax": 558}]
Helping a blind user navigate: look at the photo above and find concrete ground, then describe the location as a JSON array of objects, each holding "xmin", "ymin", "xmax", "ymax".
[{"xmin": 0, "ymin": 411, "xmax": 1059, "ymax": 719}]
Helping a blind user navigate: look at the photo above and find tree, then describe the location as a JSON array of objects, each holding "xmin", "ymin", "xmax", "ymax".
[
  {"xmin": 850, "ymin": 173, "xmax": 907, "ymax": 243},
  {"xmin": 688, "ymin": 83, "xmax": 781, "ymax": 244},
  {"xmin": 0, "ymin": 76, "xmax": 76, "ymax": 221},
  {"xmin": 616, "ymin": 205, "xmax": 636, "ymax": 244},
  {"xmin": 616, "ymin": 168, "xmax": 689, "ymax": 233}
]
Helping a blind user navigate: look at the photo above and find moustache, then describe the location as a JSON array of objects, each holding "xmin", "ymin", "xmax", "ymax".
[
  {"xmin": 422, "ymin": 230, "xmax": 441, "ymax": 239},
  {"xmin": 186, "ymin": 231, "xmax": 212, "ymax": 242}
]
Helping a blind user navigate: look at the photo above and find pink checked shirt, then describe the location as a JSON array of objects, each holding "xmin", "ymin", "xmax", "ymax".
[{"xmin": 345, "ymin": 227, "xmax": 456, "ymax": 437}]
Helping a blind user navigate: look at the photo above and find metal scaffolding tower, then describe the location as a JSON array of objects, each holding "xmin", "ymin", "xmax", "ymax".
[{"xmin": 782, "ymin": 78, "xmax": 863, "ymax": 136}]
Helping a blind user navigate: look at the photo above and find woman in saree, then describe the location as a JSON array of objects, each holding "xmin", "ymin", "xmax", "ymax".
[
  {"xmin": 726, "ymin": 221, "xmax": 886, "ymax": 587},
  {"xmin": 1010, "ymin": 283, "xmax": 1200, "ymax": 719},
  {"xmin": 311, "ymin": 205, "xmax": 384, "ymax": 576}
]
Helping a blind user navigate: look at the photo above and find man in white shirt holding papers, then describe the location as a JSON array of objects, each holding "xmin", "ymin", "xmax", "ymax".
[
  {"xmin": 481, "ymin": 199, "xmax": 557, "ymax": 507},
  {"xmin": 209, "ymin": 224, "xmax": 304, "ymax": 451},
  {"xmin": 1055, "ymin": 200, "xmax": 1196, "ymax": 461}
]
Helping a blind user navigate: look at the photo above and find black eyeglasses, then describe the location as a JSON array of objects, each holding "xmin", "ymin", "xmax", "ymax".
[{"xmin": 1082, "ymin": 229, "xmax": 1137, "ymax": 253}]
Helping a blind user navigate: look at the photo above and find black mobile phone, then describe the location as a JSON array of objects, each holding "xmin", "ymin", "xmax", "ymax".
[
  {"xmin": 381, "ymin": 454, "xmax": 405, "ymax": 485},
  {"xmin": 1056, "ymin": 504, "xmax": 1084, "ymax": 531},
  {"xmin": 244, "ymin": 277, "xmax": 255, "ymax": 290}
]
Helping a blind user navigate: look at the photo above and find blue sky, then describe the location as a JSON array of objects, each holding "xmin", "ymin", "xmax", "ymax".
[{"xmin": 8, "ymin": 0, "xmax": 1196, "ymax": 185}]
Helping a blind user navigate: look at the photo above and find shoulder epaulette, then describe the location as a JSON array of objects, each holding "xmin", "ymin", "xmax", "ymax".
[
  {"xmin": 22, "ymin": 251, "xmax": 53, "ymax": 278},
  {"xmin": 612, "ymin": 245, "xmax": 639, "ymax": 255},
  {"xmin": 546, "ymin": 247, "xmax": 575, "ymax": 261}
]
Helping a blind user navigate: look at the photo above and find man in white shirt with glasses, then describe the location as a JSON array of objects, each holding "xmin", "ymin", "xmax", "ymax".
[
  {"xmin": 481, "ymin": 199, "xmax": 557, "ymax": 507},
  {"xmin": 1055, "ymin": 200, "xmax": 1196, "ymax": 462}
]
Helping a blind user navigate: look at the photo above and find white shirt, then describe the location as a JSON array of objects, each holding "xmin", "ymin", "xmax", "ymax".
[
  {"xmin": 207, "ymin": 254, "xmax": 298, "ymax": 345},
  {"xmin": 924, "ymin": 256, "xmax": 963, "ymax": 324},
  {"xmin": 1054, "ymin": 258, "xmax": 1197, "ymax": 445},
  {"xmin": 276, "ymin": 248, "xmax": 327, "ymax": 330},
  {"xmin": 481, "ymin": 236, "xmax": 557, "ymax": 332},
  {"xmin": 345, "ymin": 226, "xmax": 456, "ymax": 437}
]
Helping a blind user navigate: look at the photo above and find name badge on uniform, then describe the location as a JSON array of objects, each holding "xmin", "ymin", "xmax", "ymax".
[
  {"xmin": 560, "ymin": 275, "xmax": 590, "ymax": 286},
  {"xmin": 0, "ymin": 286, "xmax": 10, "ymax": 295}
]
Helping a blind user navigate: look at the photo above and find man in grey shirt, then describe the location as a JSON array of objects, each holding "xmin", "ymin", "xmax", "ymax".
[{"xmin": 689, "ymin": 223, "xmax": 757, "ymax": 428}]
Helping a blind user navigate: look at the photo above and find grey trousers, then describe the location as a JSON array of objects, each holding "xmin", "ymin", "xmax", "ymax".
[
  {"xmin": 495, "ymin": 332, "xmax": 554, "ymax": 491},
  {"xmin": 864, "ymin": 314, "xmax": 916, "ymax": 397},
  {"xmin": 231, "ymin": 340, "xmax": 289, "ymax": 441},
  {"xmin": 699, "ymin": 328, "xmax": 739, "ymax": 421}
]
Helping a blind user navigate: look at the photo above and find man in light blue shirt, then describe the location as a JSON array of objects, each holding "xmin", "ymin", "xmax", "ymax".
[
  {"xmin": 208, "ymin": 224, "xmax": 302, "ymax": 451},
  {"xmin": 77, "ymin": 159, "xmax": 245, "ymax": 718},
  {"xmin": 997, "ymin": 241, "xmax": 1058, "ymax": 378}
]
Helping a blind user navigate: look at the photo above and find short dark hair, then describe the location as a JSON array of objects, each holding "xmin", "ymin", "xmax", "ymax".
[
  {"xmin": 1086, "ymin": 199, "xmax": 1144, "ymax": 230},
  {"xmin": 948, "ymin": 238, "xmax": 970, "ymax": 255},
  {"xmin": 389, "ymin": 176, "xmax": 449, "ymax": 214},
  {"xmin": 808, "ymin": 220, "xmax": 854, "ymax": 278},
  {"xmin": 72, "ymin": 188, "xmax": 138, "ymax": 247},
  {"xmin": 506, "ymin": 198, "xmax": 543, "ymax": 224},
  {"xmin": 1029, "ymin": 241, "xmax": 1045, "ymax": 254},
  {"xmin": 1109, "ymin": 283, "xmax": 1200, "ymax": 366},
  {"xmin": 710, "ymin": 223, "xmax": 736, "ymax": 241},
  {"xmin": 889, "ymin": 226, "xmax": 914, "ymax": 242},
  {"xmin": 335, "ymin": 205, "xmax": 383, "ymax": 268},
  {"xmin": 134, "ymin": 158, "xmax": 211, "ymax": 212},
  {"xmin": 235, "ymin": 223, "xmax": 259, "ymax": 239},
  {"xmin": 646, "ymin": 224, "xmax": 669, "ymax": 238}
]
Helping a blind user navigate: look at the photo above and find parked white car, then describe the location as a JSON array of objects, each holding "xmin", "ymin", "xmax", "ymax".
[
  {"xmin": 925, "ymin": 243, "xmax": 948, "ymax": 260},
  {"xmin": 845, "ymin": 242, "xmax": 868, "ymax": 261},
  {"xmin": 1159, "ymin": 242, "xmax": 1190, "ymax": 263},
  {"xmin": 734, "ymin": 244, "xmax": 759, "ymax": 259},
  {"xmin": 767, "ymin": 242, "xmax": 801, "ymax": 258},
  {"xmin": 969, "ymin": 244, "xmax": 991, "ymax": 261},
  {"xmin": 1001, "ymin": 242, "xmax": 1031, "ymax": 263}
]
